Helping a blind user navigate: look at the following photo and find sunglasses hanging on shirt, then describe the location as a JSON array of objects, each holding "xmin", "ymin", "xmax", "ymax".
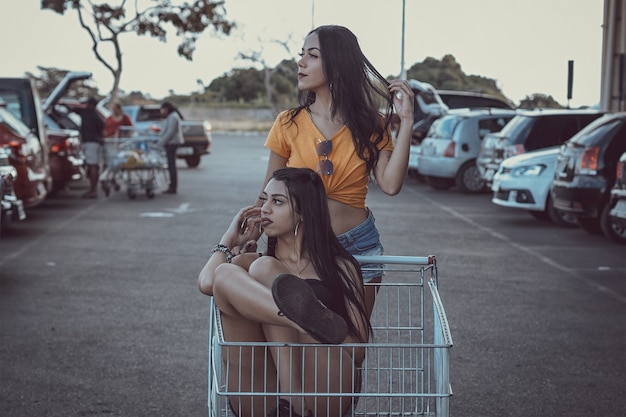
[{"xmin": 316, "ymin": 139, "xmax": 333, "ymax": 176}]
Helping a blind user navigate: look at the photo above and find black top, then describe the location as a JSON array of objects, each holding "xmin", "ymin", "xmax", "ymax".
[{"xmin": 78, "ymin": 108, "xmax": 104, "ymax": 143}]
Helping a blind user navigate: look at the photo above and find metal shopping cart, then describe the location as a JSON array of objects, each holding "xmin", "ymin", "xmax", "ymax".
[
  {"xmin": 100, "ymin": 132, "xmax": 167, "ymax": 199},
  {"xmin": 206, "ymin": 255, "xmax": 453, "ymax": 417}
]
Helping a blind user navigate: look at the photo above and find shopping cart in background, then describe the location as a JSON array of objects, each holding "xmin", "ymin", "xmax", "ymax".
[
  {"xmin": 205, "ymin": 255, "xmax": 453, "ymax": 417},
  {"xmin": 100, "ymin": 129, "xmax": 167, "ymax": 199}
]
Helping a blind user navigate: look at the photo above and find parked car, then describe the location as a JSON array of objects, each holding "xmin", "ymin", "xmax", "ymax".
[
  {"xmin": 491, "ymin": 147, "xmax": 577, "ymax": 227},
  {"xmin": 417, "ymin": 108, "xmax": 516, "ymax": 192},
  {"xmin": 122, "ymin": 104, "xmax": 212, "ymax": 168},
  {"xmin": 0, "ymin": 71, "xmax": 92, "ymax": 197},
  {"xmin": 477, "ymin": 109, "xmax": 604, "ymax": 188},
  {"xmin": 43, "ymin": 111, "xmax": 84, "ymax": 194},
  {"xmin": 551, "ymin": 112, "xmax": 626, "ymax": 244},
  {"xmin": 405, "ymin": 80, "xmax": 448, "ymax": 179},
  {"xmin": 0, "ymin": 146, "xmax": 26, "ymax": 235},
  {"xmin": 608, "ymin": 151, "xmax": 626, "ymax": 229},
  {"xmin": 0, "ymin": 100, "xmax": 50, "ymax": 207},
  {"xmin": 406, "ymin": 80, "xmax": 516, "ymax": 179}
]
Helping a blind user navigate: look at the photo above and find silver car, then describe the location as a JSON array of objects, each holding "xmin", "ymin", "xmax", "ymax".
[
  {"xmin": 491, "ymin": 147, "xmax": 577, "ymax": 227},
  {"xmin": 417, "ymin": 108, "xmax": 516, "ymax": 193}
]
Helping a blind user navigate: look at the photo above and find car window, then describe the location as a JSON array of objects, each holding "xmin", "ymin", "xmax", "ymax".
[
  {"xmin": 570, "ymin": 118, "xmax": 623, "ymax": 146},
  {"xmin": 0, "ymin": 91, "xmax": 24, "ymax": 120},
  {"xmin": 477, "ymin": 116, "xmax": 512, "ymax": 139},
  {"xmin": 136, "ymin": 108, "xmax": 163, "ymax": 122},
  {"xmin": 0, "ymin": 108, "xmax": 32, "ymax": 137},
  {"xmin": 524, "ymin": 117, "xmax": 572, "ymax": 150},
  {"xmin": 443, "ymin": 96, "xmax": 510, "ymax": 109},
  {"xmin": 498, "ymin": 115, "xmax": 533, "ymax": 141},
  {"xmin": 427, "ymin": 116, "xmax": 461, "ymax": 139}
]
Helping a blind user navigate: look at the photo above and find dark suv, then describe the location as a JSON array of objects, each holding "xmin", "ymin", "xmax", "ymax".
[
  {"xmin": 551, "ymin": 112, "xmax": 626, "ymax": 244},
  {"xmin": 477, "ymin": 109, "xmax": 604, "ymax": 186}
]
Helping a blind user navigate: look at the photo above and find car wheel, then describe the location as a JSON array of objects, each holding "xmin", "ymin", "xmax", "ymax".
[
  {"xmin": 426, "ymin": 176, "xmax": 454, "ymax": 191},
  {"xmin": 185, "ymin": 155, "xmax": 201, "ymax": 168},
  {"xmin": 600, "ymin": 202, "xmax": 626, "ymax": 244},
  {"xmin": 546, "ymin": 194, "xmax": 578, "ymax": 228},
  {"xmin": 455, "ymin": 161, "xmax": 485, "ymax": 194},
  {"xmin": 576, "ymin": 215, "xmax": 603, "ymax": 235}
]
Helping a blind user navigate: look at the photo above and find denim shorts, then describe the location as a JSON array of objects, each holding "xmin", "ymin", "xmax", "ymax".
[{"xmin": 337, "ymin": 209, "xmax": 384, "ymax": 282}]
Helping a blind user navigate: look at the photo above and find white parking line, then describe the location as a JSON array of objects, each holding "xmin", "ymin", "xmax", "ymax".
[{"xmin": 406, "ymin": 187, "xmax": 626, "ymax": 304}]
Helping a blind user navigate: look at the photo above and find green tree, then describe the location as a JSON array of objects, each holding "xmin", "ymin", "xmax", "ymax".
[
  {"xmin": 405, "ymin": 54, "xmax": 509, "ymax": 100},
  {"xmin": 208, "ymin": 68, "xmax": 265, "ymax": 103},
  {"xmin": 41, "ymin": 0, "xmax": 235, "ymax": 103},
  {"xmin": 519, "ymin": 93, "xmax": 563, "ymax": 109}
]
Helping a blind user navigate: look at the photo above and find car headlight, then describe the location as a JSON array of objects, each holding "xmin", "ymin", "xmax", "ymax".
[{"xmin": 510, "ymin": 164, "xmax": 546, "ymax": 177}]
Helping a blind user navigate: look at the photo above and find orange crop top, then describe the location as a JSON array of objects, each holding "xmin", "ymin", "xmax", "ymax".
[{"xmin": 264, "ymin": 110, "xmax": 394, "ymax": 209}]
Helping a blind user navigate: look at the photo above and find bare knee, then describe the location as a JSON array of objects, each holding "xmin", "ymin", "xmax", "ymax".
[
  {"xmin": 248, "ymin": 256, "xmax": 285, "ymax": 285},
  {"xmin": 212, "ymin": 264, "xmax": 246, "ymax": 309}
]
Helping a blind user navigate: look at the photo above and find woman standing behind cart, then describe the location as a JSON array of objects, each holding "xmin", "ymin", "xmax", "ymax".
[
  {"xmin": 199, "ymin": 167, "xmax": 371, "ymax": 417},
  {"xmin": 157, "ymin": 101, "xmax": 184, "ymax": 194}
]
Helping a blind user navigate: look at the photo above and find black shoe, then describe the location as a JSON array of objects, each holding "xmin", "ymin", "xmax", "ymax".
[
  {"xmin": 267, "ymin": 399, "xmax": 312, "ymax": 417},
  {"xmin": 271, "ymin": 273, "xmax": 348, "ymax": 344}
]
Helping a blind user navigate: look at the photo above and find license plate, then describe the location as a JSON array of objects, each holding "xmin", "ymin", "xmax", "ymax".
[
  {"xmin": 176, "ymin": 147, "xmax": 194, "ymax": 156},
  {"xmin": 422, "ymin": 146, "xmax": 435, "ymax": 156},
  {"xmin": 610, "ymin": 199, "xmax": 626, "ymax": 219}
]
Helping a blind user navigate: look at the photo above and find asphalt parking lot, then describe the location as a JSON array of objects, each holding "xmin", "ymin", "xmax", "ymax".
[{"xmin": 1, "ymin": 132, "xmax": 624, "ymax": 417}]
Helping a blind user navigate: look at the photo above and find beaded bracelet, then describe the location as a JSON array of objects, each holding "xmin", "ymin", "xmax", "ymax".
[{"xmin": 210, "ymin": 244, "xmax": 233, "ymax": 263}]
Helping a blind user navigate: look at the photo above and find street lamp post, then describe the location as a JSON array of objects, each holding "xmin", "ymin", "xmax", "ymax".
[{"xmin": 400, "ymin": 0, "xmax": 407, "ymax": 80}]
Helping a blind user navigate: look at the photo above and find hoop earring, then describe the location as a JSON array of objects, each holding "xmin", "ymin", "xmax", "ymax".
[{"xmin": 294, "ymin": 221, "xmax": 300, "ymax": 238}]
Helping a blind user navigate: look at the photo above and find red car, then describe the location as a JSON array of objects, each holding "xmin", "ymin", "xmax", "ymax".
[
  {"xmin": 0, "ymin": 146, "xmax": 26, "ymax": 234},
  {"xmin": 0, "ymin": 101, "xmax": 50, "ymax": 208},
  {"xmin": 44, "ymin": 102, "xmax": 86, "ymax": 193},
  {"xmin": 0, "ymin": 71, "xmax": 92, "ymax": 201}
]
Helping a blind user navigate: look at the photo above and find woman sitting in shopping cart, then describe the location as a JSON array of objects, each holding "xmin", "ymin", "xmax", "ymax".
[{"xmin": 199, "ymin": 167, "xmax": 372, "ymax": 417}]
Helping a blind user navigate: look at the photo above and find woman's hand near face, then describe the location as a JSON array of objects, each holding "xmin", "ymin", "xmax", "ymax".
[
  {"xmin": 221, "ymin": 206, "xmax": 262, "ymax": 249},
  {"xmin": 198, "ymin": 205, "xmax": 262, "ymax": 296},
  {"xmin": 388, "ymin": 79, "xmax": 415, "ymax": 122}
]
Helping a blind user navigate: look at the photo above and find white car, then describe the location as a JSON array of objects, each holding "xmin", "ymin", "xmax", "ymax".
[{"xmin": 491, "ymin": 147, "xmax": 577, "ymax": 227}]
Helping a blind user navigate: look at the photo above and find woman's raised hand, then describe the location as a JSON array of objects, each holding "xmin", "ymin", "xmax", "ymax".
[
  {"xmin": 389, "ymin": 79, "xmax": 414, "ymax": 121},
  {"xmin": 221, "ymin": 206, "xmax": 262, "ymax": 250}
]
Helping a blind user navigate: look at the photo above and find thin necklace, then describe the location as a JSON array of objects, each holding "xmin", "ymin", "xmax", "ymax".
[{"xmin": 282, "ymin": 259, "xmax": 310, "ymax": 277}]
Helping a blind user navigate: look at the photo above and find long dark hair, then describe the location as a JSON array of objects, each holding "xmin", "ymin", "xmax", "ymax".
[
  {"xmin": 160, "ymin": 101, "xmax": 184, "ymax": 120},
  {"xmin": 288, "ymin": 25, "xmax": 393, "ymax": 172},
  {"xmin": 270, "ymin": 167, "xmax": 371, "ymax": 340}
]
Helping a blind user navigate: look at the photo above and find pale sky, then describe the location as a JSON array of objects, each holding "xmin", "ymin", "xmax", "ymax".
[{"xmin": 1, "ymin": 0, "xmax": 604, "ymax": 107}]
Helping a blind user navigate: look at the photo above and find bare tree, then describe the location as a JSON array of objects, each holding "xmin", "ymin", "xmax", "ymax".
[
  {"xmin": 238, "ymin": 35, "xmax": 297, "ymax": 117},
  {"xmin": 41, "ymin": 0, "xmax": 235, "ymax": 103}
]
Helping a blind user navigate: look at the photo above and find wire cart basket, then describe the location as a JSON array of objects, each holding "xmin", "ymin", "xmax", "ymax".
[
  {"xmin": 205, "ymin": 255, "xmax": 453, "ymax": 417},
  {"xmin": 100, "ymin": 131, "xmax": 167, "ymax": 199}
]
